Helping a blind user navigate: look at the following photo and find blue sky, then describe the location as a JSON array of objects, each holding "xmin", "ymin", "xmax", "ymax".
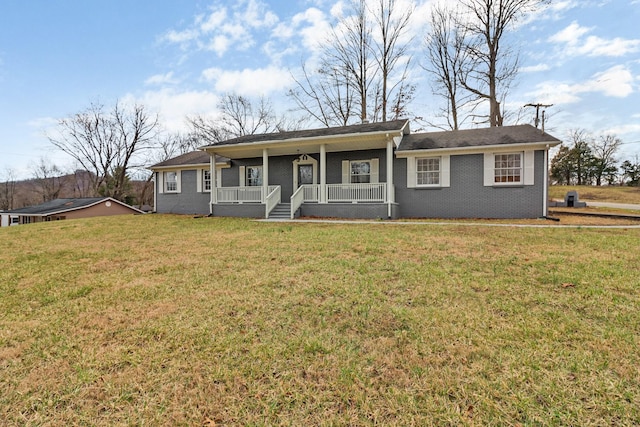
[{"xmin": 1, "ymin": 0, "xmax": 639, "ymax": 179}]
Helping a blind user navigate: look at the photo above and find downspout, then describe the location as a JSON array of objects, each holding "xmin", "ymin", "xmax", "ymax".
[
  {"xmin": 386, "ymin": 138, "xmax": 394, "ymax": 219},
  {"xmin": 209, "ymin": 153, "xmax": 217, "ymax": 215},
  {"xmin": 543, "ymin": 144, "xmax": 549, "ymax": 217}
]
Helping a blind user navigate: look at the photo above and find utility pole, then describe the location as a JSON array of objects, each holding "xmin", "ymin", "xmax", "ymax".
[{"xmin": 524, "ymin": 103, "xmax": 553, "ymax": 130}]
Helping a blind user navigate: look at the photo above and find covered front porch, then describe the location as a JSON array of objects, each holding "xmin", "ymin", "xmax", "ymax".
[
  {"xmin": 203, "ymin": 128, "xmax": 404, "ymax": 219},
  {"xmin": 211, "ymin": 181, "xmax": 394, "ymax": 219}
]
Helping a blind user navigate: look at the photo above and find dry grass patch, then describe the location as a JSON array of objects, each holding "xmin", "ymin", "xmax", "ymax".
[
  {"xmin": 1, "ymin": 215, "xmax": 639, "ymax": 425},
  {"xmin": 550, "ymin": 185, "xmax": 640, "ymax": 205}
]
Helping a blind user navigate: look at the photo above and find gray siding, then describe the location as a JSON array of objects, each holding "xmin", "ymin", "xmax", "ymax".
[
  {"xmin": 394, "ymin": 151, "xmax": 546, "ymax": 219},
  {"xmin": 300, "ymin": 203, "xmax": 398, "ymax": 220},
  {"xmin": 155, "ymin": 170, "xmax": 210, "ymax": 215}
]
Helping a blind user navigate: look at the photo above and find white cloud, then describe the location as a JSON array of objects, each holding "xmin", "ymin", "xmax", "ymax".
[
  {"xmin": 549, "ymin": 21, "xmax": 640, "ymax": 57},
  {"xmin": 123, "ymin": 89, "xmax": 220, "ymax": 132},
  {"xmin": 200, "ymin": 8, "xmax": 227, "ymax": 33},
  {"xmin": 144, "ymin": 72, "xmax": 179, "ymax": 86},
  {"xmin": 520, "ymin": 63, "xmax": 550, "ymax": 73},
  {"xmin": 528, "ymin": 65, "xmax": 635, "ymax": 105},
  {"xmin": 201, "ymin": 66, "xmax": 292, "ymax": 96}
]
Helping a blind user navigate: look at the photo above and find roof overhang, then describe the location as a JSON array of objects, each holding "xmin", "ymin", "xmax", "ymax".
[
  {"xmin": 395, "ymin": 140, "xmax": 561, "ymax": 158},
  {"xmin": 150, "ymin": 160, "xmax": 230, "ymax": 171},
  {"xmin": 8, "ymin": 197, "xmax": 144, "ymax": 217},
  {"xmin": 201, "ymin": 129, "xmax": 406, "ymax": 159}
]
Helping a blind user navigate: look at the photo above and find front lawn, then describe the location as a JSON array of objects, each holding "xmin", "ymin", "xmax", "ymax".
[{"xmin": 1, "ymin": 215, "xmax": 638, "ymax": 425}]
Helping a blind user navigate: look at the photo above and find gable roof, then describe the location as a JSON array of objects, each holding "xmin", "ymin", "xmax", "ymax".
[
  {"xmin": 201, "ymin": 119, "xmax": 410, "ymax": 148},
  {"xmin": 150, "ymin": 152, "xmax": 228, "ymax": 169},
  {"xmin": 7, "ymin": 197, "xmax": 143, "ymax": 216},
  {"xmin": 397, "ymin": 124, "xmax": 561, "ymax": 152}
]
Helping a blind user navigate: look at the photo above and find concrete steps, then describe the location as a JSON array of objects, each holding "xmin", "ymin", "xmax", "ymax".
[{"xmin": 268, "ymin": 203, "xmax": 291, "ymax": 219}]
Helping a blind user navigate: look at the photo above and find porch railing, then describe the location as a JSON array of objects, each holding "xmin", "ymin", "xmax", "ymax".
[
  {"xmin": 216, "ymin": 185, "xmax": 279, "ymax": 203},
  {"xmin": 265, "ymin": 186, "xmax": 281, "ymax": 218},
  {"xmin": 326, "ymin": 183, "xmax": 386, "ymax": 202}
]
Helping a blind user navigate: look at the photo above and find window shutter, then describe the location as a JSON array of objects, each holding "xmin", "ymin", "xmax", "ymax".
[
  {"xmin": 370, "ymin": 158, "xmax": 379, "ymax": 183},
  {"xmin": 176, "ymin": 171, "xmax": 182, "ymax": 193},
  {"xmin": 441, "ymin": 155, "xmax": 450, "ymax": 188},
  {"xmin": 406, "ymin": 157, "xmax": 416, "ymax": 188},
  {"xmin": 158, "ymin": 172, "xmax": 164, "ymax": 194},
  {"xmin": 196, "ymin": 169, "xmax": 203, "ymax": 193},
  {"xmin": 239, "ymin": 166, "xmax": 246, "ymax": 186},
  {"xmin": 524, "ymin": 151, "xmax": 535, "ymax": 185},
  {"xmin": 483, "ymin": 153, "xmax": 494, "ymax": 187},
  {"xmin": 342, "ymin": 160, "xmax": 349, "ymax": 184}
]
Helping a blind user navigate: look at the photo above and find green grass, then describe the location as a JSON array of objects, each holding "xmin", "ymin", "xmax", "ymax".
[
  {"xmin": 1, "ymin": 215, "xmax": 639, "ymax": 425},
  {"xmin": 550, "ymin": 185, "xmax": 640, "ymax": 204}
]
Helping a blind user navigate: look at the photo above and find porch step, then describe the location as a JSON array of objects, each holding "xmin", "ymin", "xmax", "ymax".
[{"xmin": 268, "ymin": 203, "xmax": 291, "ymax": 219}]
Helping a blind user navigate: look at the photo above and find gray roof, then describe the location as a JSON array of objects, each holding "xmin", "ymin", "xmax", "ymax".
[
  {"xmin": 7, "ymin": 198, "xmax": 138, "ymax": 215},
  {"xmin": 151, "ymin": 152, "xmax": 228, "ymax": 169},
  {"xmin": 397, "ymin": 124, "xmax": 561, "ymax": 151},
  {"xmin": 202, "ymin": 119, "xmax": 410, "ymax": 148}
]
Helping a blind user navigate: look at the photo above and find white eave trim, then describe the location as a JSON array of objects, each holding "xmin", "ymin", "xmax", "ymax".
[
  {"xmin": 151, "ymin": 162, "xmax": 229, "ymax": 171},
  {"xmin": 200, "ymin": 128, "xmax": 407, "ymax": 153},
  {"xmin": 395, "ymin": 141, "xmax": 560, "ymax": 158}
]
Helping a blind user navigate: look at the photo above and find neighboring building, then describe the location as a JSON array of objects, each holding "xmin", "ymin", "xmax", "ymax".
[
  {"xmin": 150, "ymin": 120, "xmax": 561, "ymax": 219},
  {"xmin": 0, "ymin": 197, "xmax": 144, "ymax": 226}
]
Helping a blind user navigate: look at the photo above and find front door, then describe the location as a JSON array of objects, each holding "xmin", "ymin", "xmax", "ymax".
[{"xmin": 298, "ymin": 164, "xmax": 313, "ymax": 187}]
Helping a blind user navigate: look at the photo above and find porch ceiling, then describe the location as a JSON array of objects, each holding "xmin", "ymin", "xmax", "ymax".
[{"xmin": 202, "ymin": 133, "xmax": 393, "ymax": 159}]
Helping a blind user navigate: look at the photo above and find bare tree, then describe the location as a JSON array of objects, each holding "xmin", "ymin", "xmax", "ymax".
[
  {"xmin": 30, "ymin": 157, "xmax": 64, "ymax": 202},
  {"xmin": 371, "ymin": 0, "xmax": 415, "ymax": 122},
  {"xmin": 47, "ymin": 101, "xmax": 159, "ymax": 201},
  {"xmin": 0, "ymin": 168, "xmax": 18, "ymax": 210},
  {"xmin": 422, "ymin": 4, "xmax": 470, "ymax": 130},
  {"xmin": 289, "ymin": 62, "xmax": 357, "ymax": 127},
  {"xmin": 591, "ymin": 134, "xmax": 622, "ymax": 186},
  {"xmin": 428, "ymin": 0, "xmax": 549, "ymax": 127},
  {"xmin": 289, "ymin": 0, "xmax": 414, "ymax": 126},
  {"xmin": 189, "ymin": 93, "xmax": 295, "ymax": 145}
]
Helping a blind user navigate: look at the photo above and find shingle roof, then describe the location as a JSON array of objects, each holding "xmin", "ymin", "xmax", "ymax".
[
  {"xmin": 8, "ymin": 198, "xmax": 110, "ymax": 215},
  {"xmin": 397, "ymin": 124, "xmax": 561, "ymax": 151},
  {"xmin": 151, "ymin": 151, "xmax": 210, "ymax": 168},
  {"xmin": 202, "ymin": 119, "xmax": 410, "ymax": 148}
]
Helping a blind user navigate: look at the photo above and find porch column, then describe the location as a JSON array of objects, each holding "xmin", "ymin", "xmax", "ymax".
[
  {"xmin": 210, "ymin": 152, "xmax": 217, "ymax": 212},
  {"xmin": 320, "ymin": 143, "xmax": 327, "ymax": 203},
  {"xmin": 262, "ymin": 148, "xmax": 269, "ymax": 203},
  {"xmin": 387, "ymin": 139, "xmax": 394, "ymax": 216}
]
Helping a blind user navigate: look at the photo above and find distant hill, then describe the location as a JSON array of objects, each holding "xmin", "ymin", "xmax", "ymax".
[{"xmin": 0, "ymin": 170, "xmax": 152, "ymax": 210}]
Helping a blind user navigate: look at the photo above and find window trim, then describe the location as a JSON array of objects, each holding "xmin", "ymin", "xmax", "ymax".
[
  {"xmin": 203, "ymin": 169, "xmax": 211, "ymax": 192},
  {"xmin": 164, "ymin": 171, "xmax": 179, "ymax": 193},
  {"xmin": 246, "ymin": 165, "xmax": 263, "ymax": 187},
  {"xmin": 416, "ymin": 156, "xmax": 441, "ymax": 187},
  {"xmin": 407, "ymin": 155, "xmax": 450, "ymax": 188},
  {"xmin": 484, "ymin": 151, "xmax": 534, "ymax": 187},
  {"xmin": 493, "ymin": 152, "xmax": 522, "ymax": 185}
]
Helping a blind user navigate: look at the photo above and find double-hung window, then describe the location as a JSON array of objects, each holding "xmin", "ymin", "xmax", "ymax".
[
  {"xmin": 416, "ymin": 157, "xmax": 440, "ymax": 186},
  {"xmin": 350, "ymin": 160, "xmax": 371, "ymax": 183},
  {"xmin": 246, "ymin": 166, "xmax": 263, "ymax": 186},
  {"xmin": 165, "ymin": 171, "xmax": 178, "ymax": 192},
  {"xmin": 494, "ymin": 153, "xmax": 522, "ymax": 184},
  {"xmin": 203, "ymin": 170, "xmax": 211, "ymax": 191}
]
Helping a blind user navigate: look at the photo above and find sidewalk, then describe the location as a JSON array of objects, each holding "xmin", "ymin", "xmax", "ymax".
[{"xmin": 584, "ymin": 201, "xmax": 640, "ymax": 211}]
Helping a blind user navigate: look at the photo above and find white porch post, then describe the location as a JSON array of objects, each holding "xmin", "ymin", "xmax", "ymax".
[
  {"xmin": 320, "ymin": 143, "xmax": 327, "ymax": 203},
  {"xmin": 262, "ymin": 148, "xmax": 269, "ymax": 203},
  {"xmin": 387, "ymin": 139, "xmax": 394, "ymax": 217},
  {"xmin": 210, "ymin": 153, "xmax": 217, "ymax": 213}
]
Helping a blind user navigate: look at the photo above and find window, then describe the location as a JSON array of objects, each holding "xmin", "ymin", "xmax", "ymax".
[
  {"xmin": 417, "ymin": 157, "xmax": 440, "ymax": 186},
  {"xmin": 350, "ymin": 160, "xmax": 371, "ymax": 183},
  {"xmin": 246, "ymin": 166, "xmax": 262, "ymax": 186},
  {"xmin": 203, "ymin": 169, "xmax": 211, "ymax": 191},
  {"xmin": 494, "ymin": 153, "xmax": 522, "ymax": 184},
  {"xmin": 164, "ymin": 171, "xmax": 178, "ymax": 192}
]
